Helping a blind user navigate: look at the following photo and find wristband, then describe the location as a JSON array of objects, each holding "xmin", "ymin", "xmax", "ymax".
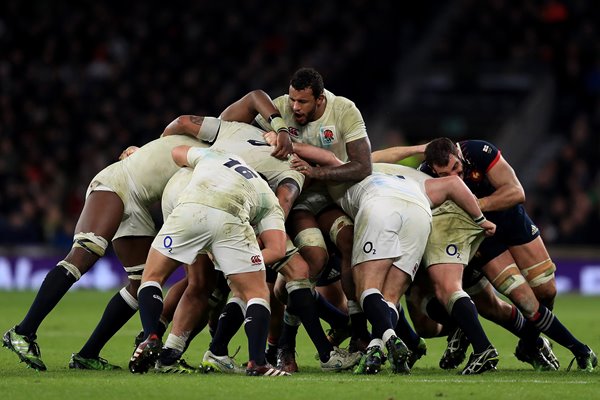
[
  {"xmin": 270, "ymin": 116, "xmax": 287, "ymax": 133},
  {"xmin": 268, "ymin": 112, "xmax": 281, "ymax": 123},
  {"xmin": 473, "ymin": 214, "xmax": 486, "ymax": 225}
]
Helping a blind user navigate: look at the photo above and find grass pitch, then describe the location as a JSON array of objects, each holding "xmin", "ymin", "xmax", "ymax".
[{"xmin": 0, "ymin": 291, "xmax": 598, "ymax": 400}]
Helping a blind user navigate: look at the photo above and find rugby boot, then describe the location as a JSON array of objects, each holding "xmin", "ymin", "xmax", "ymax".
[
  {"xmin": 69, "ymin": 353, "xmax": 121, "ymax": 370},
  {"xmin": 407, "ymin": 337, "xmax": 428, "ymax": 369},
  {"xmin": 461, "ymin": 345, "xmax": 499, "ymax": 375},
  {"xmin": 353, "ymin": 345, "xmax": 384, "ymax": 375},
  {"xmin": 202, "ymin": 349, "xmax": 245, "ymax": 374},
  {"xmin": 246, "ymin": 360, "xmax": 291, "ymax": 376},
  {"xmin": 514, "ymin": 337, "xmax": 558, "ymax": 371},
  {"xmin": 129, "ymin": 334, "xmax": 162, "ymax": 374},
  {"xmin": 566, "ymin": 346, "xmax": 597, "ymax": 372},
  {"xmin": 439, "ymin": 327, "xmax": 470, "ymax": 369},
  {"xmin": 385, "ymin": 335, "xmax": 411, "ymax": 374},
  {"xmin": 276, "ymin": 347, "xmax": 299, "ymax": 373},
  {"xmin": 320, "ymin": 346, "xmax": 362, "ymax": 372},
  {"xmin": 3, "ymin": 326, "xmax": 47, "ymax": 371}
]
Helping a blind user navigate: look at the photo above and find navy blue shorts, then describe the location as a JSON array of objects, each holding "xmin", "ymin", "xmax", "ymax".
[
  {"xmin": 316, "ymin": 253, "xmax": 342, "ymax": 287},
  {"xmin": 469, "ymin": 204, "xmax": 540, "ymax": 270}
]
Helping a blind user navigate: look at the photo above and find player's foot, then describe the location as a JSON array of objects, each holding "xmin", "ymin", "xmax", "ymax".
[
  {"xmin": 385, "ymin": 335, "xmax": 411, "ymax": 374},
  {"xmin": 155, "ymin": 358, "xmax": 200, "ymax": 374},
  {"xmin": 129, "ymin": 333, "xmax": 162, "ymax": 374},
  {"xmin": 246, "ymin": 360, "xmax": 291, "ymax": 376},
  {"xmin": 276, "ymin": 347, "xmax": 299, "ymax": 373},
  {"xmin": 202, "ymin": 349, "xmax": 245, "ymax": 374},
  {"xmin": 326, "ymin": 326, "xmax": 351, "ymax": 347},
  {"xmin": 407, "ymin": 337, "xmax": 427, "ymax": 369},
  {"xmin": 265, "ymin": 345, "xmax": 278, "ymax": 366},
  {"xmin": 567, "ymin": 346, "xmax": 597, "ymax": 372},
  {"xmin": 133, "ymin": 330, "xmax": 144, "ymax": 348},
  {"xmin": 320, "ymin": 346, "xmax": 362, "ymax": 372},
  {"xmin": 461, "ymin": 345, "xmax": 499, "ymax": 375},
  {"xmin": 439, "ymin": 327, "xmax": 470, "ymax": 370},
  {"xmin": 354, "ymin": 345, "xmax": 384, "ymax": 375},
  {"xmin": 514, "ymin": 337, "xmax": 558, "ymax": 371},
  {"xmin": 69, "ymin": 353, "xmax": 121, "ymax": 370},
  {"xmin": 2, "ymin": 326, "xmax": 47, "ymax": 371}
]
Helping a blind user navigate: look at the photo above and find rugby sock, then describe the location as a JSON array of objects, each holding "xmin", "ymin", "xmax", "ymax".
[
  {"xmin": 394, "ymin": 303, "xmax": 421, "ymax": 350},
  {"xmin": 360, "ymin": 289, "xmax": 393, "ymax": 339},
  {"xmin": 137, "ymin": 282, "xmax": 164, "ymax": 338},
  {"xmin": 78, "ymin": 288, "xmax": 138, "ymax": 358},
  {"xmin": 529, "ymin": 305, "xmax": 587, "ymax": 354},
  {"xmin": 244, "ymin": 299, "xmax": 270, "ymax": 366},
  {"xmin": 16, "ymin": 265, "xmax": 77, "ymax": 336},
  {"xmin": 278, "ymin": 311, "xmax": 300, "ymax": 351},
  {"xmin": 449, "ymin": 296, "xmax": 491, "ymax": 354},
  {"xmin": 499, "ymin": 305, "xmax": 541, "ymax": 347},
  {"xmin": 348, "ymin": 300, "xmax": 371, "ymax": 340},
  {"xmin": 425, "ymin": 297, "xmax": 452, "ymax": 326},
  {"xmin": 209, "ymin": 298, "xmax": 245, "ymax": 356},
  {"xmin": 288, "ymin": 287, "xmax": 333, "ymax": 361},
  {"xmin": 314, "ymin": 291, "xmax": 349, "ymax": 328}
]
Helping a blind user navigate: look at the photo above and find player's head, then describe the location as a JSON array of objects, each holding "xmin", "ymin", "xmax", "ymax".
[
  {"xmin": 288, "ymin": 67, "xmax": 325, "ymax": 126},
  {"xmin": 424, "ymin": 137, "xmax": 464, "ymax": 179}
]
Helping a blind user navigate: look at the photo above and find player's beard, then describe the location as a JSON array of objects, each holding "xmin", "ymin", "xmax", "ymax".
[{"xmin": 295, "ymin": 104, "xmax": 317, "ymax": 126}]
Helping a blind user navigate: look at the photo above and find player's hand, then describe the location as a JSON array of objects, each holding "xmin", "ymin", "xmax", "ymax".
[
  {"xmin": 289, "ymin": 154, "xmax": 313, "ymax": 177},
  {"xmin": 119, "ymin": 145, "xmax": 139, "ymax": 160},
  {"xmin": 480, "ymin": 220, "xmax": 496, "ymax": 237},
  {"xmin": 263, "ymin": 131, "xmax": 278, "ymax": 146},
  {"xmin": 271, "ymin": 130, "xmax": 294, "ymax": 160}
]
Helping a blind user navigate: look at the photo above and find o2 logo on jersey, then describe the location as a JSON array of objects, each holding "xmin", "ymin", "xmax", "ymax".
[
  {"xmin": 163, "ymin": 236, "xmax": 173, "ymax": 253},
  {"xmin": 319, "ymin": 126, "xmax": 337, "ymax": 146},
  {"xmin": 250, "ymin": 255, "xmax": 262, "ymax": 265}
]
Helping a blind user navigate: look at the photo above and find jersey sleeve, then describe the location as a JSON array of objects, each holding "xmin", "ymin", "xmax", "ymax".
[
  {"xmin": 254, "ymin": 96, "xmax": 287, "ymax": 131},
  {"xmin": 196, "ymin": 117, "xmax": 221, "ymax": 143},
  {"xmin": 461, "ymin": 140, "xmax": 501, "ymax": 172},
  {"xmin": 186, "ymin": 147, "xmax": 209, "ymax": 168},
  {"xmin": 338, "ymin": 101, "xmax": 367, "ymax": 143}
]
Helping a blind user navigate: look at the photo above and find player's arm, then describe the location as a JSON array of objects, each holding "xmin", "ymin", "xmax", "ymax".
[
  {"xmin": 171, "ymin": 145, "xmax": 192, "ymax": 167},
  {"xmin": 291, "ymin": 138, "xmax": 371, "ymax": 182},
  {"xmin": 162, "ymin": 115, "xmax": 206, "ymax": 138},
  {"xmin": 220, "ymin": 90, "xmax": 293, "ymax": 160},
  {"xmin": 274, "ymin": 179, "xmax": 301, "ymax": 220},
  {"xmin": 291, "ymin": 142, "xmax": 344, "ymax": 167},
  {"xmin": 479, "ymin": 156, "xmax": 526, "ymax": 212},
  {"xmin": 425, "ymin": 175, "xmax": 496, "ymax": 236},
  {"xmin": 371, "ymin": 143, "xmax": 428, "ymax": 163},
  {"xmin": 258, "ymin": 229, "xmax": 287, "ymax": 266}
]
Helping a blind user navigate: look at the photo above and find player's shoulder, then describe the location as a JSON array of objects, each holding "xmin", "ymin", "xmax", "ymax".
[{"xmin": 325, "ymin": 89, "xmax": 358, "ymax": 113}]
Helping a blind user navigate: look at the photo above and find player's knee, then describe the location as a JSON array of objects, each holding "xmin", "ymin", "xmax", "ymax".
[
  {"xmin": 329, "ymin": 215, "xmax": 353, "ymax": 250},
  {"xmin": 73, "ymin": 232, "xmax": 109, "ymax": 258},
  {"xmin": 490, "ymin": 263, "xmax": 526, "ymax": 297},
  {"xmin": 294, "ymin": 228, "xmax": 329, "ymax": 270},
  {"xmin": 119, "ymin": 286, "xmax": 139, "ymax": 310},
  {"xmin": 521, "ymin": 259, "xmax": 556, "ymax": 288},
  {"xmin": 509, "ymin": 285, "xmax": 538, "ymax": 318},
  {"xmin": 124, "ymin": 264, "xmax": 145, "ymax": 282}
]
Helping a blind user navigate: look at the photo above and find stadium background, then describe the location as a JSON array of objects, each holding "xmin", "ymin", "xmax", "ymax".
[{"xmin": 1, "ymin": 0, "xmax": 599, "ymax": 294}]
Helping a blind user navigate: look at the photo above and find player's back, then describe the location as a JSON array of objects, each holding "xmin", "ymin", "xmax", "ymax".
[
  {"xmin": 179, "ymin": 147, "xmax": 283, "ymax": 225},
  {"xmin": 211, "ymin": 120, "xmax": 304, "ymax": 191},
  {"xmin": 92, "ymin": 135, "xmax": 205, "ymax": 205}
]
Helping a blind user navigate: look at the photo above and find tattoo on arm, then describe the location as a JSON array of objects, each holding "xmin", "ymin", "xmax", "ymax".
[
  {"xmin": 189, "ymin": 115, "xmax": 204, "ymax": 126},
  {"xmin": 313, "ymin": 138, "xmax": 372, "ymax": 182}
]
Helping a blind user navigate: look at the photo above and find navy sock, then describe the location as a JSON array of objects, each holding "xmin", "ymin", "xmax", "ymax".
[
  {"xmin": 361, "ymin": 292, "xmax": 393, "ymax": 339},
  {"xmin": 137, "ymin": 285, "xmax": 164, "ymax": 339},
  {"xmin": 450, "ymin": 297, "xmax": 491, "ymax": 353},
  {"xmin": 530, "ymin": 305, "xmax": 587, "ymax": 355},
  {"xmin": 314, "ymin": 291, "xmax": 349, "ymax": 328},
  {"xmin": 244, "ymin": 302, "xmax": 270, "ymax": 366},
  {"xmin": 289, "ymin": 288, "xmax": 332, "ymax": 360},
  {"xmin": 17, "ymin": 265, "xmax": 77, "ymax": 336},
  {"xmin": 394, "ymin": 305, "xmax": 421, "ymax": 350},
  {"xmin": 79, "ymin": 290, "xmax": 137, "ymax": 358},
  {"xmin": 210, "ymin": 300, "xmax": 245, "ymax": 356}
]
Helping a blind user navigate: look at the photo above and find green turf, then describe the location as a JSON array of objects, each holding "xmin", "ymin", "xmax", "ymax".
[{"xmin": 0, "ymin": 291, "xmax": 598, "ymax": 399}]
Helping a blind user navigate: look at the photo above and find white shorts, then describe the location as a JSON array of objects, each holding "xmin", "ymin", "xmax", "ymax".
[
  {"xmin": 152, "ymin": 203, "xmax": 265, "ymax": 276},
  {"xmin": 352, "ymin": 197, "xmax": 431, "ymax": 281},
  {"xmin": 86, "ymin": 181, "xmax": 156, "ymax": 240}
]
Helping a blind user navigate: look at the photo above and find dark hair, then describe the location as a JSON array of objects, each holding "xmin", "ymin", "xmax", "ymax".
[
  {"xmin": 424, "ymin": 137, "xmax": 459, "ymax": 167},
  {"xmin": 290, "ymin": 67, "xmax": 324, "ymax": 99}
]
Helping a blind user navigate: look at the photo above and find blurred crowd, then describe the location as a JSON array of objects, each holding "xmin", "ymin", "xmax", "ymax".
[
  {"xmin": 1, "ymin": 0, "xmax": 599, "ymax": 247},
  {"xmin": 425, "ymin": 0, "xmax": 600, "ymax": 245},
  {"xmin": 0, "ymin": 1, "xmax": 436, "ymax": 248}
]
